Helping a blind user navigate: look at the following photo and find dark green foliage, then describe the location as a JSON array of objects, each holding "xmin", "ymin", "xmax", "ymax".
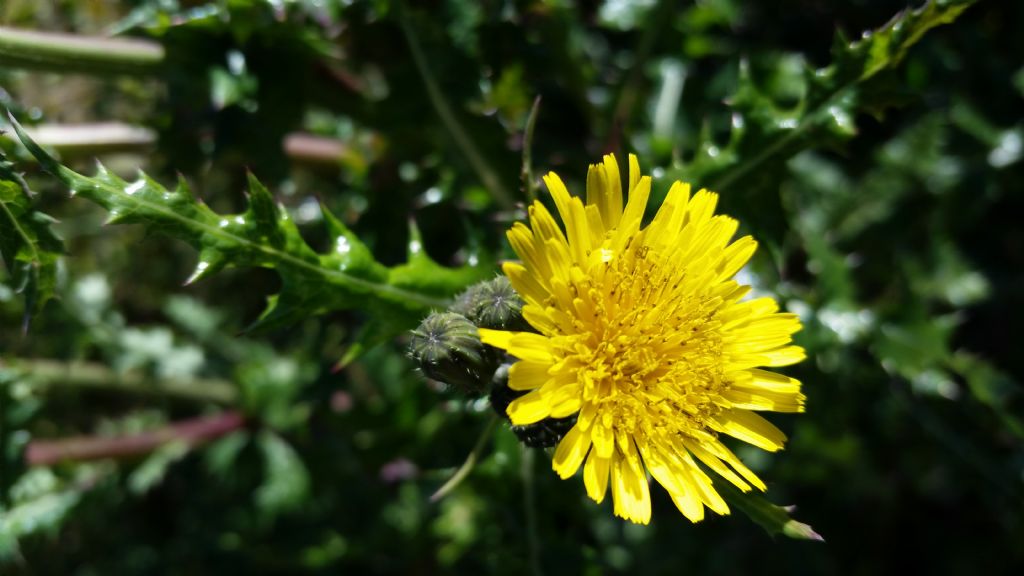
[
  {"xmin": 1, "ymin": 0, "xmax": 1023, "ymax": 574},
  {"xmin": 0, "ymin": 148, "xmax": 63, "ymax": 327}
]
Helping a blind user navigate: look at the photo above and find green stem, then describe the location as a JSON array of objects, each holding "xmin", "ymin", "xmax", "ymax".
[
  {"xmin": 607, "ymin": 0, "xmax": 672, "ymax": 150},
  {"xmin": 10, "ymin": 122, "xmax": 157, "ymax": 157},
  {"xmin": 429, "ymin": 413, "xmax": 499, "ymax": 502},
  {"xmin": 4, "ymin": 124, "xmax": 352, "ymax": 167},
  {"xmin": 705, "ymin": 101, "xmax": 824, "ymax": 193},
  {"xmin": 521, "ymin": 96, "xmax": 542, "ymax": 204},
  {"xmin": 397, "ymin": 8, "xmax": 515, "ymax": 210},
  {"xmin": 0, "ymin": 26, "xmax": 164, "ymax": 76},
  {"xmin": 521, "ymin": 445, "xmax": 544, "ymax": 576},
  {"xmin": 4, "ymin": 358, "xmax": 238, "ymax": 404}
]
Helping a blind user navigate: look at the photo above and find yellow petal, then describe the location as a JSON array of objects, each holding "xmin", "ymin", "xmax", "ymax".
[
  {"xmin": 477, "ymin": 328, "xmax": 513, "ymax": 351},
  {"xmin": 564, "ymin": 197, "xmax": 591, "ymax": 265},
  {"xmin": 600, "ymin": 154, "xmax": 623, "ymax": 229},
  {"xmin": 761, "ymin": 346, "xmax": 806, "ymax": 367},
  {"xmin": 501, "ymin": 261, "xmax": 548, "ymax": 306},
  {"xmin": 584, "ymin": 204, "xmax": 606, "ymax": 247},
  {"xmin": 583, "ymin": 451, "xmax": 610, "ymax": 503},
  {"xmin": 721, "ymin": 387, "xmax": 806, "ymax": 413},
  {"xmin": 657, "ymin": 452, "xmax": 706, "ymax": 522},
  {"xmin": 714, "ymin": 409, "xmax": 788, "ymax": 452},
  {"xmin": 645, "ymin": 181, "xmax": 690, "ymax": 248},
  {"xmin": 528, "ymin": 201, "xmax": 568, "ymax": 248},
  {"xmin": 627, "ymin": 154, "xmax": 641, "ymax": 193},
  {"xmin": 591, "ymin": 419, "xmax": 615, "ymax": 458},
  {"xmin": 507, "ymin": 223, "xmax": 553, "ymax": 282},
  {"xmin": 700, "ymin": 439, "xmax": 767, "ymax": 492},
  {"xmin": 507, "ymin": 360, "xmax": 552, "ymax": 391},
  {"xmin": 683, "ymin": 439, "xmax": 751, "ymax": 492},
  {"xmin": 716, "ymin": 236, "xmax": 757, "ymax": 281},
  {"xmin": 543, "ymin": 382, "xmax": 582, "ymax": 418},
  {"xmin": 680, "ymin": 452, "xmax": 729, "ymax": 516},
  {"xmin": 636, "ymin": 437, "xmax": 688, "ymax": 496},
  {"xmin": 506, "ymin": 390, "xmax": 551, "ymax": 425},
  {"xmin": 542, "ymin": 172, "xmax": 573, "ymax": 225},
  {"xmin": 552, "ymin": 424, "xmax": 591, "ymax": 479},
  {"xmin": 610, "ymin": 441, "xmax": 651, "ymax": 524},
  {"xmin": 670, "ymin": 489, "xmax": 705, "ymax": 523},
  {"xmin": 576, "ymin": 402, "xmax": 599, "ymax": 431},
  {"xmin": 505, "ymin": 333, "xmax": 555, "ymax": 363},
  {"xmin": 616, "ymin": 175, "xmax": 650, "ymax": 244},
  {"xmin": 740, "ymin": 369, "xmax": 803, "ymax": 394},
  {"xmin": 521, "ymin": 304, "xmax": 560, "ymax": 336}
]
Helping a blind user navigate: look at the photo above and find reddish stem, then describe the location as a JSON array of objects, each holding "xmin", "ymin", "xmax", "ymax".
[{"xmin": 25, "ymin": 411, "xmax": 245, "ymax": 467}]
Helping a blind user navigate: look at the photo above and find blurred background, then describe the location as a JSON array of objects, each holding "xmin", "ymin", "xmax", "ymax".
[{"xmin": 1, "ymin": 0, "xmax": 1022, "ymax": 574}]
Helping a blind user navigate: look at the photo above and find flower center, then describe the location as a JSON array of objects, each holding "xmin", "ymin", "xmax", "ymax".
[{"xmin": 555, "ymin": 242, "xmax": 728, "ymax": 438}]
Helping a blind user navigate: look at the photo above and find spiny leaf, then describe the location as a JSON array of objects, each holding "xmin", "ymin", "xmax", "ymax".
[
  {"xmin": 715, "ymin": 480, "xmax": 824, "ymax": 542},
  {"xmin": 678, "ymin": 0, "xmax": 978, "ymax": 191},
  {"xmin": 8, "ymin": 114, "xmax": 491, "ymax": 340},
  {"xmin": 0, "ymin": 146, "xmax": 64, "ymax": 330}
]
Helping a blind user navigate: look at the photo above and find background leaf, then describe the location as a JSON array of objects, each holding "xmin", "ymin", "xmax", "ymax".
[{"xmin": 0, "ymin": 148, "xmax": 63, "ymax": 328}]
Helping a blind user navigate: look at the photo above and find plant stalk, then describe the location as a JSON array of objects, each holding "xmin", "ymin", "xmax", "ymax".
[
  {"xmin": 25, "ymin": 410, "xmax": 245, "ymax": 466},
  {"xmin": 0, "ymin": 26, "xmax": 164, "ymax": 75},
  {"xmin": 4, "ymin": 358, "xmax": 238, "ymax": 404},
  {"xmin": 397, "ymin": 8, "xmax": 515, "ymax": 209},
  {"xmin": 429, "ymin": 413, "xmax": 499, "ymax": 502},
  {"xmin": 521, "ymin": 96, "xmax": 542, "ymax": 203}
]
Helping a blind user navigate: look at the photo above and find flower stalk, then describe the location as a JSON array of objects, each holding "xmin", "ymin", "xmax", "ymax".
[
  {"xmin": 25, "ymin": 411, "xmax": 245, "ymax": 466},
  {"xmin": 0, "ymin": 26, "xmax": 164, "ymax": 75},
  {"xmin": 5, "ymin": 358, "xmax": 237, "ymax": 405}
]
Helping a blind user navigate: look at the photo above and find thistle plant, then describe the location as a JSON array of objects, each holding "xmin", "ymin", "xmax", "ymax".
[{"xmin": 3, "ymin": 0, "xmax": 1020, "ymax": 573}]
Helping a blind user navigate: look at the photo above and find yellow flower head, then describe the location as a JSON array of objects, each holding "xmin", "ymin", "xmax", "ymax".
[{"xmin": 479, "ymin": 154, "xmax": 806, "ymax": 524}]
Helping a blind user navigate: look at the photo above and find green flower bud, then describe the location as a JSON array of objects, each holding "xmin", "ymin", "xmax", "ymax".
[
  {"xmin": 489, "ymin": 364, "xmax": 577, "ymax": 448},
  {"xmin": 450, "ymin": 276, "xmax": 530, "ymax": 331},
  {"xmin": 409, "ymin": 312, "xmax": 498, "ymax": 396}
]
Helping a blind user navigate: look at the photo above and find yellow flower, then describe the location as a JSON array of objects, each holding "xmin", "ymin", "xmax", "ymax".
[{"xmin": 479, "ymin": 154, "xmax": 806, "ymax": 524}]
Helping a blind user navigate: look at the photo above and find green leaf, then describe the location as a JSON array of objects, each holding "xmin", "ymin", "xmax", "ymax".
[
  {"xmin": 874, "ymin": 315, "xmax": 959, "ymax": 381},
  {"xmin": 127, "ymin": 441, "xmax": 191, "ymax": 495},
  {"xmin": 8, "ymin": 114, "xmax": 491, "ymax": 339},
  {"xmin": 949, "ymin": 353, "xmax": 1024, "ymax": 440},
  {"xmin": 678, "ymin": 0, "xmax": 978, "ymax": 192},
  {"xmin": 0, "ymin": 148, "xmax": 64, "ymax": 329},
  {"xmin": 715, "ymin": 480, "xmax": 824, "ymax": 541},
  {"xmin": 255, "ymin": 431, "xmax": 310, "ymax": 519},
  {"xmin": 0, "ymin": 469, "xmax": 82, "ymax": 561}
]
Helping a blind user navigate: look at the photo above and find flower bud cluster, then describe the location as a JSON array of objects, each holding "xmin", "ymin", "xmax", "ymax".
[{"xmin": 409, "ymin": 276, "xmax": 573, "ymax": 447}]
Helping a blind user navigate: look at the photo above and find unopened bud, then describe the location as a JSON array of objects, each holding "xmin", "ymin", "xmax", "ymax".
[
  {"xmin": 451, "ymin": 276, "xmax": 529, "ymax": 331},
  {"xmin": 409, "ymin": 312, "xmax": 498, "ymax": 395}
]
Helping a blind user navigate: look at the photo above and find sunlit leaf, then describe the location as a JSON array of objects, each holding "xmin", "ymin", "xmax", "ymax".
[
  {"xmin": 8, "ymin": 115, "xmax": 491, "ymax": 341},
  {"xmin": 677, "ymin": 0, "xmax": 978, "ymax": 192}
]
